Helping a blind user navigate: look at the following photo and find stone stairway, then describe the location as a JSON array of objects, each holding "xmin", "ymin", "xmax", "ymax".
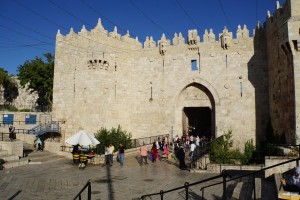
[{"xmin": 0, "ymin": 142, "xmax": 66, "ymax": 170}]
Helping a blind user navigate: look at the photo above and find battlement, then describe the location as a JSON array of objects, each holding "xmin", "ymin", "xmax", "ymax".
[
  {"xmin": 265, "ymin": 0, "xmax": 291, "ymax": 26},
  {"xmin": 56, "ymin": 17, "xmax": 258, "ymax": 53}
]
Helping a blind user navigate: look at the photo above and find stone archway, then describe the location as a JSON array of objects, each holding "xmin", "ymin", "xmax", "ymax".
[{"xmin": 175, "ymin": 82, "xmax": 216, "ymax": 140}]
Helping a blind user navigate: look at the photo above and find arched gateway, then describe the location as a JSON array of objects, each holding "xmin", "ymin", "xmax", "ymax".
[{"xmin": 175, "ymin": 82, "xmax": 218, "ymax": 141}]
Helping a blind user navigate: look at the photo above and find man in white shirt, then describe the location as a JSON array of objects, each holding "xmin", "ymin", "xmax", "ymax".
[{"xmin": 190, "ymin": 141, "xmax": 196, "ymax": 161}]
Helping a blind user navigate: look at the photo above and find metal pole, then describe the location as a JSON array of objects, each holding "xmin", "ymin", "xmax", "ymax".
[
  {"xmin": 185, "ymin": 182, "xmax": 189, "ymax": 199},
  {"xmin": 222, "ymin": 170, "xmax": 227, "ymax": 200},
  {"xmin": 88, "ymin": 181, "xmax": 91, "ymax": 200},
  {"xmin": 253, "ymin": 174, "xmax": 256, "ymax": 200},
  {"xmin": 160, "ymin": 190, "xmax": 164, "ymax": 200}
]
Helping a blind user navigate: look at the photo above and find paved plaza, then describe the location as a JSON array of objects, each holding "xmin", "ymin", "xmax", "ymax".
[{"xmin": 0, "ymin": 151, "xmax": 226, "ymax": 200}]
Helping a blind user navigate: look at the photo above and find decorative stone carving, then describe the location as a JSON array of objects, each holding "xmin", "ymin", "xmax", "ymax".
[
  {"xmin": 219, "ymin": 26, "xmax": 232, "ymax": 49},
  {"xmin": 188, "ymin": 29, "xmax": 200, "ymax": 45},
  {"xmin": 158, "ymin": 34, "xmax": 170, "ymax": 55}
]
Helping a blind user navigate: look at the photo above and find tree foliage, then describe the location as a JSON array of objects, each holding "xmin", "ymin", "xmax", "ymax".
[
  {"xmin": 17, "ymin": 53, "xmax": 54, "ymax": 111},
  {"xmin": 94, "ymin": 125, "xmax": 133, "ymax": 154},
  {"xmin": 0, "ymin": 68, "xmax": 19, "ymax": 105},
  {"xmin": 210, "ymin": 129, "xmax": 256, "ymax": 164}
]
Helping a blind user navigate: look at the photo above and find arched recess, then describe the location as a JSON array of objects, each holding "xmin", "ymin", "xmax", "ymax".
[{"xmin": 174, "ymin": 81, "xmax": 217, "ymax": 140}]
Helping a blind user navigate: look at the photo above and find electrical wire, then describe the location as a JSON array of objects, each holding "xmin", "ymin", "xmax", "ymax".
[
  {"xmin": 175, "ymin": 0, "xmax": 201, "ymax": 31},
  {"xmin": 79, "ymin": 0, "xmax": 139, "ymax": 38},
  {"xmin": 128, "ymin": 0, "xmax": 172, "ymax": 38},
  {"xmin": 217, "ymin": 0, "xmax": 234, "ymax": 32},
  {"xmin": 13, "ymin": 0, "xmax": 139, "ymax": 55},
  {"xmin": 47, "ymin": 0, "xmax": 94, "ymax": 29}
]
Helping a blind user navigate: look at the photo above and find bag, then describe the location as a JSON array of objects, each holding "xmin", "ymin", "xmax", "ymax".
[
  {"xmin": 116, "ymin": 154, "xmax": 120, "ymax": 162},
  {"xmin": 149, "ymin": 154, "xmax": 153, "ymax": 161}
]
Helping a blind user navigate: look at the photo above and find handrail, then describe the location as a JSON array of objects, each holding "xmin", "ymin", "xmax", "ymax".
[
  {"xmin": 200, "ymin": 157, "xmax": 300, "ymax": 200},
  {"xmin": 73, "ymin": 179, "xmax": 92, "ymax": 200},
  {"xmin": 0, "ymin": 120, "xmax": 65, "ymax": 126},
  {"xmin": 129, "ymin": 134, "xmax": 169, "ymax": 148},
  {"xmin": 140, "ymin": 157, "xmax": 300, "ymax": 200},
  {"xmin": 141, "ymin": 174, "xmax": 224, "ymax": 199},
  {"xmin": 190, "ymin": 135, "xmax": 223, "ymax": 169}
]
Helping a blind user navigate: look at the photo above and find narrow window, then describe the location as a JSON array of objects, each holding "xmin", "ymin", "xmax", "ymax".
[{"xmin": 191, "ymin": 60, "xmax": 198, "ymax": 71}]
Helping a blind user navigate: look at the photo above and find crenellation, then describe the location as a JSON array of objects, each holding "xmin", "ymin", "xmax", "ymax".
[
  {"xmin": 188, "ymin": 29, "xmax": 200, "ymax": 45},
  {"xmin": 203, "ymin": 29, "xmax": 216, "ymax": 43},
  {"xmin": 144, "ymin": 36, "xmax": 156, "ymax": 48},
  {"xmin": 219, "ymin": 26, "xmax": 232, "ymax": 49},
  {"xmin": 172, "ymin": 32, "xmax": 185, "ymax": 46},
  {"xmin": 91, "ymin": 18, "xmax": 108, "ymax": 36},
  {"xmin": 158, "ymin": 33, "xmax": 170, "ymax": 55},
  {"xmin": 109, "ymin": 26, "xmax": 121, "ymax": 40},
  {"xmin": 78, "ymin": 25, "xmax": 90, "ymax": 37}
]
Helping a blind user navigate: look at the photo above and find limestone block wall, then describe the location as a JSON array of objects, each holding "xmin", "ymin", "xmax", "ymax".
[
  {"xmin": 265, "ymin": 0, "xmax": 300, "ymax": 144},
  {"xmin": 53, "ymin": 18, "xmax": 270, "ymax": 149},
  {"xmin": 0, "ymin": 78, "xmax": 38, "ymax": 110},
  {"xmin": 0, "ymin": 141, "xmax": 23, "ymax": 157}
]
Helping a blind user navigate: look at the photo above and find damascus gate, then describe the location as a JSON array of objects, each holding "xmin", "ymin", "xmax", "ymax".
[{"xmin": 53, "ymin": 0, "xmax": 300, "ymax": 148}]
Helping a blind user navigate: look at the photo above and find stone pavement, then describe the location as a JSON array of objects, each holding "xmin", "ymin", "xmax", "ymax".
[
  {"xmin": 0, "ymin": 151, "xmax": 226, "ymax": 200},
  {"xmin": 0, "ymin": 150, "xmax": 278, "ymax": 200}
]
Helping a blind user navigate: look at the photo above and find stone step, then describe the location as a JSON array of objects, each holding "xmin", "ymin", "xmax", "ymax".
[
  {"xmin": 3, "ymin": 150, "xmax": 66, "ymax": 169},
  {"xmin": 253, "ymin": 178, "xmax": 261, "ymax": 199},
  {"xmin": 1, "ymin": 154, "xmax": 19, "ymax": 162},
  {"xmin": 229, "ymin": 179, "xmax": 254, "ymax": 200},
  {"xmin": 3, "ymin": 159, "xmax": 29, "ymax": 169},
  {"xmin": 0, "ymin": 149, "xmax": 8, "ymax": 156}
]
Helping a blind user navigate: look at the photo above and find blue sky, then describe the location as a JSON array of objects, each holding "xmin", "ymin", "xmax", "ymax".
[{"xmin": 0, "ymin": 0, "xmax": 284, "ymax": 75}]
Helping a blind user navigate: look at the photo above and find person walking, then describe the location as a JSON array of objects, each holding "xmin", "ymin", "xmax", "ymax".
[
  {"xmin": 190, "ymin": 141, "xmax": 196, "ymax": 161},
  {"xmin": 151, "ymin": 144, "xmax": 158, "ymax": 162},
  {"xmin": 9, "ymin": 125, "xmax": 14, "ymax": 142},
  {"xmin": 163, "ymin": 143, "xmax": 169, "ymax": 161},
  {"xmin": 118, "ymin": 143, "xmax": 125, "ymax": 166},
  {"xmin": 140, "ymin": 143, "xmax": 148, "ymax": 166},
  {"xmin": 103, "ymin": 145, "xmax": 112, "ymax": 166},
  {"xmin": 177, "ymin": 145, "xmax": 188, "ymax": 170},
  {"xmin": 109, "ymin": 144, "xmax": 115, "ymax": 165}
]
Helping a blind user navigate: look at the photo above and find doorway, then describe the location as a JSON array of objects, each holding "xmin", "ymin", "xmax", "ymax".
[{"xmin": 183, "ymin": 107, "xmax": 212, "ymax": 140}]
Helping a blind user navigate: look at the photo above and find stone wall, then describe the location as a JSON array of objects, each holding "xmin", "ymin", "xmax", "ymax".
[
  {"xmin": 0, "ymin": 141, "xmax": 23, "ymax": 157},
  {"xmin": 0, "ymin": 78, "xmax": 38, "ymax": 111},
  {"xmin": 265, "ymin": 0, "xmax": 300, "ymax": 144},
  {"xmin": 265, "ymin": 156, "xmax": 298, "ymax": 177},
  {"xmin": 52, "ymin": 0, "xmax": 299, "ymax": 149}
]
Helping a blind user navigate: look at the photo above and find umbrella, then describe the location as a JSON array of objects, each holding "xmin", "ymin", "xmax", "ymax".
[{"xmin": 65, "ymin": 130, "xmax": 100, "ymax": 146}]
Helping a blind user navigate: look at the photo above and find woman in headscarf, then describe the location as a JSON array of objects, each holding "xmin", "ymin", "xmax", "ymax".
[{"xmin": 177, "ymin": 145, "xmax": 187, "ymax": 170}]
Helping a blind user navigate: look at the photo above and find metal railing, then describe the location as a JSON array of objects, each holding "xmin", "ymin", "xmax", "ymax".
[
  {"xmin": 140, "ymin": 157, "xmax": 300, "ymax": 199},
  {"xmin": 129, "ymin": 134, "xmax": 169, "ymax": 148},
  {"xmin": 0, "ymin": 120, "xmax": 41, "ymax": 126},
  {"xmin": 74, "ymin": 179, "xmax": 91, "ymax": 200},
  {"xmin": 189, "ymin": 135, "xmax": 223, "ymax": 169},
  {"xmin": 27, "ymin": 122, "xmax": 61, "ymax": 135}
]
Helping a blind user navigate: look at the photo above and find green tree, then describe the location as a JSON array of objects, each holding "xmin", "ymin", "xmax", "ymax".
[
  {"xmin": 210, "ymin": 130, "xmax": 256, "ymax": 165},
  {"xmin": 94, "ymin": 125, "xmax": 133, "ymax": 154},
  {"xmin": 17, "ymin": 53, "xmax": 54, "ymax": 111},
  {"xmin": 0, "ymin": 68, "xmax": 19, "ymax": 105}
]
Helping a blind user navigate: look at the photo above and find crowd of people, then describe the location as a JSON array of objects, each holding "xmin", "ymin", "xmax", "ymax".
[{"xmin": 137, "ymin": 134, "xmax": 209, "ymax": 170}]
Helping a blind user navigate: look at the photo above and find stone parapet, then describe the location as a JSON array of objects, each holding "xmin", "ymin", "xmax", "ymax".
[{"xmin": 0, "ymin": 140, "xmax": 23, "ymax": 157}]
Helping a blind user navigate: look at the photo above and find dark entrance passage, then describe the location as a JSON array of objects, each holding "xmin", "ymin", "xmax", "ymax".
[{"xmin": 183, "ymin": 107, "xmax": 212, "ymax": 140}]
